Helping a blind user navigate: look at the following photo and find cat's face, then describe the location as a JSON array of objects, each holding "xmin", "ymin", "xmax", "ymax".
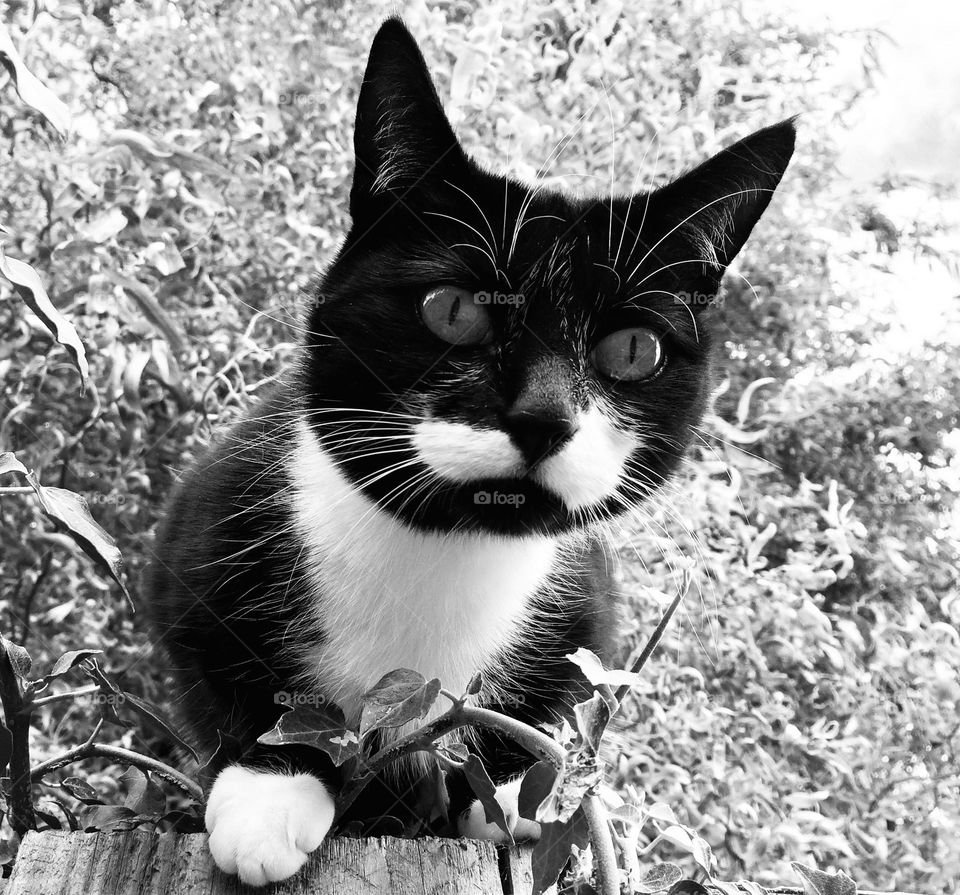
[{"xmin": 301, "ymin": 18, "xmax": 794, "ymax": 537}]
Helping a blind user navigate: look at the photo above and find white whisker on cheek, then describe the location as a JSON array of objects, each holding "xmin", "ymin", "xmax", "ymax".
[{"xmin": 534, "ymin": 405, "xmax": 636, "ymax": 511}]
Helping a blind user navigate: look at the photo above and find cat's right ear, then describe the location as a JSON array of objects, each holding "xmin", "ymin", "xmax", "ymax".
[{"xmin": 350, "ymin": 18, "xmax": 468, "ymax": 221}]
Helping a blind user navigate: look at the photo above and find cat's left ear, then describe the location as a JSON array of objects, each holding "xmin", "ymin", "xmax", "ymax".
[
  {"xmin": 350, "ymin": 17, "xmax": 468, "ymax": 220},
  {"xmin": 646, "ymin": 119, "xmax": 796, "ymax": 293}
]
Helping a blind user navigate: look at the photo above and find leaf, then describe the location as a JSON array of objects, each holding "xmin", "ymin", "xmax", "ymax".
[
  {"xmin": 656, "ymin": 825, "xmax": 716, "ymax": 874},
  {"xmin": 573, "ymin": 691, "xmax": 613, "ymax": 756},
  {"xmin": 567, "ymin": 647, "xmax": 640, "ymax": 688},
  {"xmin": 0, "ymin": 24, "xmax": 71, "ymax": 134},
  {"xmin": 537, "ymin": 750, "xmax": 601, "ymax": 824},
  {"xmin": 359, "ymin": 669, "xmax": 441, "ymax": 737},
  {"xmin": 462, "ymin": 754, "xmax": 512, "ymax": 841},
  {"xmin": 517, "ymin": 760, "xmax": 558, "ymax": 820},
  {"xmin": 257, "ymin": 704, "xmax": 359, "ymax": 766},
  {"xmin": 41, "ymin": 649, "xmax": 103, "ymax": 685},
  {"xmin": 80, "ymin": 660, "xmax": 128, "ymax": 726},
  {"xmin": 736, "ymin": 376, "xmax": 777, "ymax": 426},
  {"xmin": 81, "ymin": 804, "xmax": 137, "ymax": 832},
  {"xmin": 78, "ymin": 208, "xmax": 128, "ymax": 243},
  {"xmin": 791, "ymin": 863, "xmax": 858, "ymax": 895},
  {"xmin": 1, "ymin": 637, "xmax": 32, "ymax": 679},
  {"xmin": 118, "ymin": 693, "xmax": 200, "ymax": 764},
  {"xmin": 102, "ymin": 271, "xmax": 187, "ymax": 353},
  {"xmin": 109, "ymin": 130, "xmax": 231, "ymax": 179},
  {"xmin": 0, "ymin": 453, "xmax": 28, "ymax": 478},
  {"xmin": 60, "ymin": 777, "xmax": 103, "ymax": 805},
  {"xmin": 667, "ymin": 882, "xmax": 710, "ymax": 895},
  {"xmin": 0, "ymin": 245, "xmax": 89, "ymax": 389},
  {"xmin": 25, "ymin": 474, "xmax": 129, "ymax": 603},
  {"xmin": 530, "ymin": 805, "xmax": 591, "ymax": 895},
  {"xmin": 0, "ymin": 724, "xmax": 12, "ymax": 776},
  {"xmin": 464, "ymin": 671, "xmax": 483, "ymax": 697},
  {"xmin": 638, "ymin": 863, "xmax": 684, "ymax": 893},
  {"xmin": 120, "ymin": 767, "xmax": 166, "ymax": 816},
  {"xmin": 41, "ymin": 798, "xmax": 79, "ymax": 832}
]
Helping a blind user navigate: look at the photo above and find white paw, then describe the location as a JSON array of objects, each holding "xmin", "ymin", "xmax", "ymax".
[
  {"xmin": 457, "ymin": 776, "xmax": 541, "ymax": 843},
  {"xmin": 205, "ymin": 765, "xmax": 335, "ymax": 887}
]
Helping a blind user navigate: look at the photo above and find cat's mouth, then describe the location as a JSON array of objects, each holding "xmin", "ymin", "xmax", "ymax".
[{"xmin": 411, "ymin": 406, "xmax": 635, "ymax": 516}]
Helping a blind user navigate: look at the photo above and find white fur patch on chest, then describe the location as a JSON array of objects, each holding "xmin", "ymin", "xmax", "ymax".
[{"xmin": 287, "ymin": 420, "xmax": 560, "ymax": 726}]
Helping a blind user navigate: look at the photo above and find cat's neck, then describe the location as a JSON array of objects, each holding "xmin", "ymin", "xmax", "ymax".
[{"xmin": 286, "ymin": 418, "xmax": 568, "ymax": 721}]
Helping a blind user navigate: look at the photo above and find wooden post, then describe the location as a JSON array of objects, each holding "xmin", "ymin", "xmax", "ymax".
[{"xmin": 5, "ymin": 831, "xmax": 540, "ymax": 894}]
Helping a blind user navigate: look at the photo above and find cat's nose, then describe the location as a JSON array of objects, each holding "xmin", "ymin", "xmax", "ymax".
[{"xmin": 504, "ymin": 402, "xmax": 579, "ymax": 467}]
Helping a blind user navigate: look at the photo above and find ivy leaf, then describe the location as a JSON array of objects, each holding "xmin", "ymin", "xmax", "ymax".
[
  {"xmin": 257, "ymin": 704, "xmax": 359, "ymax": 766},
  {"xmin": 1, "ymin": 637, "xmax": 32, "ymax": 679},
  {"xmin": 60, "ymin": 777, "xmax": 103, "ymax": 806},
  {"xmin": 791, "ymin": 863, "xmax": 858, "ymax": 895},
  {"xmin": 25, "ymin": 474, "xmax": 129, "ymax": 604},
  {"xmin": 567, "ymin": 647, "xmax": 640, "ymax": 689},
  {"xmin": 359, "ymin": 669, "xmax": 441, "ymax": 738},
  {"xmin": 530, "ymin": 805, "xmax": 591, "ymax": 895},
  {"xmin": 0, "ymin": 24, "xmax": 71, "ymax": 134},
  {"xmin": 462, "ymin": 754, "xmax": 512, "ymax": 841}
]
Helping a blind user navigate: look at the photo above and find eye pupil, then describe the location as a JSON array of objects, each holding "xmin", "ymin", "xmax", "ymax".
[{"xmin": 447, "ymin": 296, "xmax": 461, "ymax": 326}]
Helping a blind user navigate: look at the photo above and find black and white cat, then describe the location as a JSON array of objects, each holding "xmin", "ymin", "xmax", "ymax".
[{"xmin": 147, "ymin": 17, "xmax": 794, "ymax": 887}]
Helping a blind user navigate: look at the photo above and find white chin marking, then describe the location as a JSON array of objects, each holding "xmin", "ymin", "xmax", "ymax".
[
  {"xmin": 205, "ymin": 766, "xmax": 334, "ymax": 887},
  {"xmin": 534, "ymin": 405, "xmax": 635, "ymax": 512},
  {"xmin": 412, "ymin": 419, "xmax": 524, "ymax": 481}
]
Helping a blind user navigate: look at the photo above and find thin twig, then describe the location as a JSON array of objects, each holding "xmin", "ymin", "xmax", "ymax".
[
  {"xmin": 31, "ymin": 734, "xmax": 203, "ymax": 802},
  {"xmin": 27, "ymin": 683, "xmax": 101, "ymax": 711},
  {"xmin": 615, "ymin": 571, "xmax": 691, "ymax": 704}
]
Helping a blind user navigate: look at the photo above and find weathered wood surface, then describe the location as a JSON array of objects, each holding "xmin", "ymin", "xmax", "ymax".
[{"xmin": 5, "ymin": 831, "xmax": 540, "ymax": 895}]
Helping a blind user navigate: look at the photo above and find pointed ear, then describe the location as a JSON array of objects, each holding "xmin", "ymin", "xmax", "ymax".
[
  {"xmin": 647, "ymin": 119, "xmax": 796, "ymax": 292},
  {"xmin": 350, "ymin": 18, "xmax": 468, "ymax": 219}
]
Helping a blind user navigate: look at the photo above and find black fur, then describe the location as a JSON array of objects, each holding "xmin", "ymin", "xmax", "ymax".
[{"xmin": 146, "ymin": 17, "xmax": 794, "ymax": 833}]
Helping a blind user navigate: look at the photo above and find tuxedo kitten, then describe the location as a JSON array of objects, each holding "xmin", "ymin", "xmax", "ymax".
[{"xmin": 147, "ymin": 17, "xmax": 794, "ymax": 886}]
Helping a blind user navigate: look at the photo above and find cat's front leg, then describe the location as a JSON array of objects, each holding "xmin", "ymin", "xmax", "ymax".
[
  {"xmin": 456, "ymin": 775, "xmax": 542, "ymax": 843},
  {"xmin": 205, "ymin": 765, "xmax": 335, "ymax": 886}
]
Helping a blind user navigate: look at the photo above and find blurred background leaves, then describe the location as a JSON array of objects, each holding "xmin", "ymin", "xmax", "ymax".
[{"xmin": 0, "ymin": 0, "xmax": 958, "ymax": 890}]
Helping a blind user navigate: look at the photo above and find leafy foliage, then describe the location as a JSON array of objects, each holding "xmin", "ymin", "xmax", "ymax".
[{"xmin": 0, "ymin": 0, "xmax": 958, "ymax": 892}]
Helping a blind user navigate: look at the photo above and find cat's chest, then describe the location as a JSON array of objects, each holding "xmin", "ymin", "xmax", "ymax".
[{"xmin": 287, "ymin": 422, "xmax": 560, "ymax": 722}]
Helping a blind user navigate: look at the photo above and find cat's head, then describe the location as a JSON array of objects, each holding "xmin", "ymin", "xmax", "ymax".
[{"xmin": 300, "ymin": 17, "xmax": 794, "ymax": 537}]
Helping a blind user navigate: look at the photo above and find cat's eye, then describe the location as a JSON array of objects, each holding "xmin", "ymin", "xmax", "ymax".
[
  {"xmin": 420, "ymin": 286, "xmax": 493, "ymax": 346},
  {"xmin": 590, "ymin": 327, "xmax": 663, "ymax": 382}
]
